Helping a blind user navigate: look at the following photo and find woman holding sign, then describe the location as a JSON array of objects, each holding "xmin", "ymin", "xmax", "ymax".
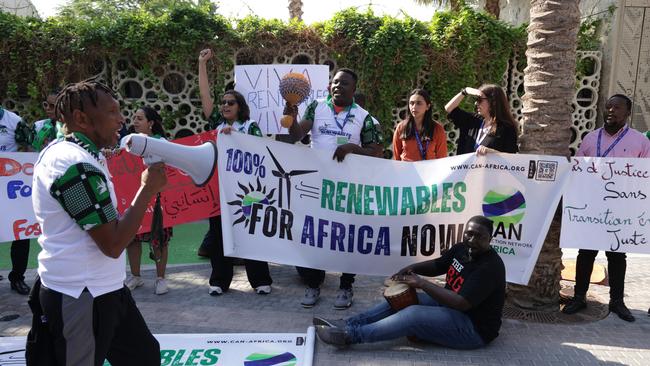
[
  {"xmin": 198, "ymin": 48, "xmax": 273, "ymax": 296},
  {"xmin": 444, "ymin": 84, "xmax": 518, "ymax": 155},
  {"xmin": 393, "ymin": 89, "xmax": 448, "ymax": 161},
  {"xmin": 123, "ymin": 106, "xmax": 174, "ymax": 295}
]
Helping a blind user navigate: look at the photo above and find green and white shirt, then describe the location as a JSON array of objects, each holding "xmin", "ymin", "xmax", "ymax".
[
  {"xmin": 305, "ymin": 96, "xmax": 382, "ymax": 152},
  {"xmin": 208, "ymin": 110, "xmax": 263, "ymax": 137},
  {"xmin": 32, "ymin": 118, "xmax": 63, "ymax": 152},
  {"xmin": 33, "ymin": 132, "xmax": 122, "ymax": 298}
]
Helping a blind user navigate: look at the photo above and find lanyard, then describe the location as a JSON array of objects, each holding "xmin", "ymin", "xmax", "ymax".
[
  {"xmin": 235, "ymin": 122, "xmax": 246, "ymax": 133},
  {"xmin": 474, "ymin": 120, "xmax": 487, "ymax": 150},
  {"xmin": 597, "ymin": 126, "xmax": 629, "ymax": 157},
  {"xmin": 332, "ymin": 107, "xmax": 352, "ymax": 132},
  {"xmin": 413, "ymin": 126, "xmax": 429, "ymax": 160},
  {"xmin": 220, "ymin": 120, "xmax": 245, "ymax": 133}
]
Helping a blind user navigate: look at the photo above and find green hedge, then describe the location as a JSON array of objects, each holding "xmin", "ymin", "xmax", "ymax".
[{"xmin": 1, "ymin": 4, "xmax": 527, "ymax": 145}]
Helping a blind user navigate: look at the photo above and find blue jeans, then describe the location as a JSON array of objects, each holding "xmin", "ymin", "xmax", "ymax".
[{"xmin": 345, "ymin": 293, "xmax": 485, "ymax": 349}]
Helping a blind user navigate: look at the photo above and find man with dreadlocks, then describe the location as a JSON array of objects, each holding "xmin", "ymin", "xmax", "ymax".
[{"xmin": 26, "ymin": 79, "xmax": 165, "ymax": 365}]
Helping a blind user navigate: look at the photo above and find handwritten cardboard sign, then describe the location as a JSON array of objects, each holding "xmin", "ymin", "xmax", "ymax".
[
  {"xmin": 561, "ymin": 157, "xmax": 649, "ymax": 253},
  {"xmin": 108, "ymin": 131, "xmax": 220, "ymax": 234},
  {"xmin": 234, "ymin": 64, "xmax": 330, "ymax": 134}
]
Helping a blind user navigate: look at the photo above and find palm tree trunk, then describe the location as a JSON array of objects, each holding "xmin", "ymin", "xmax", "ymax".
[
  {"xmin": 450, "ymin": 0, "xmax": 464, "ymax": 12},
  {"xmin": 484, "ymin": 0, "xmax": 500, "ymax": 19},
  {"xmin": 288, "ymin": 0, "xmax": 303, "ymax": 21},
  {"xmin": 508, "ymin": 0, "xmax": 580, "ymax": 311}
]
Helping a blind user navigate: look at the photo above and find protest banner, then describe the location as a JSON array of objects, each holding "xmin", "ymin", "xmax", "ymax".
[
  {"xmin": 0, "ymin": 153, "xmax": 39, "ymax": 242},
  {"xmin": 561, "ymin": 157, "xmax": 649, "ymax": 254},
  {"xmin": 234, "ymin": 64, "xmax": 330, "ymax": 134},
  {"xmin": 0, "ymin": 328, "xmax": 315, "ymax": 366},
  {"xmin": 218, "ymin": 133, "xmax": 571, "ymax": 285},
  {"xmin": 0, "ymin": 131, "xmax": 219, "ymax": 242},
  {"xmin": 108, "ymin": 130, "xmax": 220, "ymax": 234}
]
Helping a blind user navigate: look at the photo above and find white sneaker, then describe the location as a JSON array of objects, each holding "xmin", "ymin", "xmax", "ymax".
[
  {"xmin": 255, "ymin": 285, "xmax": 272, "ymax": 295},
  {"xmin": 333, "ymin": 288, "xmax": 353, "ymax": 309},
  {"xmin": 125, "ymin": 275, "xmax": 144, "ymax": 291},
  {"xmin": 154, "ymin": 278, "xmax": 168, "ymax": 295},
  {"xmin": 209, "ymin": 286, "xmax": 223, "ymax": 296}
]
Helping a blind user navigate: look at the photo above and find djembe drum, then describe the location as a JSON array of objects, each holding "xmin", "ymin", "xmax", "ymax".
[
  {"xmin": 383, "ymin": 283, "xmax": 418, "ymax": 311},
  {"xmin": 384, "ymin": 283, "xmax": 421, "ymax": 342},
  {"xmin": 279, "ymin": 72, "xmax": 311, "ymax": 128}
]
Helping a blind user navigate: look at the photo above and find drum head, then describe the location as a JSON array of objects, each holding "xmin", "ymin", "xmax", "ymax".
[{"xmin": 384, "ymin": 282, "xmax": 410, "ymax": 297}]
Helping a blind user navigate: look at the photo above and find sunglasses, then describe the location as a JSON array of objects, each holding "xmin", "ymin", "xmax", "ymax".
[
  {"xmin": 43, "ymin": 102, "xmax": 55, "ymax": 109},
  {"xmin": 476, "ymin": 97, "xmax": 488, "ymax": 103},
  {"xmin": 220, "ymin": 100, "xmax": 237, "ymax": 106}
]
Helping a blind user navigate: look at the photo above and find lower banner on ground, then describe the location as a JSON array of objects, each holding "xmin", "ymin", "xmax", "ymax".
[
  {"xmin": 218, "ymin": 134, "xmax": 571, "ymax": 285},
  {"xmin": 0, "ymin": 328, "xmax": 315, "ymax": 366},
  {"xmin": 561, "ymin": 156, "xmax": 649, "ymax": 254}
]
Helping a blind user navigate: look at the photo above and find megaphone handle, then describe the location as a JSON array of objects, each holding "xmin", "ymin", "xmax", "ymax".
[{"xmin": 143, "ymin": 154, "xmax": 163, "ymax": 165}]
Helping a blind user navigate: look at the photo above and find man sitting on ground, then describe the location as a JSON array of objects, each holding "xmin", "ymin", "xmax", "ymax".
[{"xmin": 314, "ymin": 215, "xmax": 505, "ymax": 349}]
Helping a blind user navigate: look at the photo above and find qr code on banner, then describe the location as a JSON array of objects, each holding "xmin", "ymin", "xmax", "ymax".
[{"xmin": 536, "ymin": 160, "xmax": 558, "ymax": 181}]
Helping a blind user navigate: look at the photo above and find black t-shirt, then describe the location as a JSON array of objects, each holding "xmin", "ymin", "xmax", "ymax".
[
  {"xmin": 430, "ymin": 242, "xmax": 506, "ymax": 343},
  {"xmin": 447, "ymin": 107, "xmax": 518, "ymax": 155}
]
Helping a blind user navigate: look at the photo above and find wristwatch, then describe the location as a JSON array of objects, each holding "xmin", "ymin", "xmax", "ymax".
[{"xmin": 461, "ymin": 88, "xmax": 468, "ymax": 96}]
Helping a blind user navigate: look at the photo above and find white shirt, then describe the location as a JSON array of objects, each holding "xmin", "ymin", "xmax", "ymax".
[
  {"xmin": 0, "ymin": 108, "xmax": 23, "ymax": 152},
  {"xmin": 308, "ymin": 100, "xmax": 376, "ymax": 153},
  {"xmin": 33, "ymin": 140, "xmax": 124, "ymax": 298},
  {"xmin": 215, "ymin": 119, "xmax": 258, "ymax": 134}
]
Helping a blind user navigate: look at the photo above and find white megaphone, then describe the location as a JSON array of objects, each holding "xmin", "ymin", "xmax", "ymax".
[{"xmin": 122, "ymin": 133, "xmax": 217, "ymax": 187}]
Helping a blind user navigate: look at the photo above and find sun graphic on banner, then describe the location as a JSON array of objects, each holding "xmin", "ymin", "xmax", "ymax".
[{"xmin": 227, "ymin": 178, "xmax": 276, "ymax": 227}]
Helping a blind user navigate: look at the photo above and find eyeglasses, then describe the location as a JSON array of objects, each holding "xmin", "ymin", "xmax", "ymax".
[
  {"xmin": 43, "ymin": 102, "xmax": 55, "ymax": 109},
  {"xmin": 476, "ymin": 97, "xmax": 488, "ymax": 103},
  {"xmin": 220, "ymin": 100, "xmax": 237, "ymax": 106}
]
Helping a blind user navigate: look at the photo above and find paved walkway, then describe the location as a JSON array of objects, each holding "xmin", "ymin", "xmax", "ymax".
[{"xmin": 1, "ymin": 255, "xmax": 649, "ymax": 365}]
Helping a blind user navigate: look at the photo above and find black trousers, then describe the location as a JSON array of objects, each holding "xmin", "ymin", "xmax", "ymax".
[
  {"xmin": 9, "ymin": 239, "xmax": 29, "ymax": 282},
  {"xmin": 574, "ymin": 249, "xmax": 626, "ymax": 301},
  {"xmin": 295, "ymin": 266, "xmax": 355, "ymax": 290},
  {"xmin": 36, "ymin": 285, "xmax": 159, "ymax": 366},
  {"xmin": 207, "ymin": 215, "xmax": 272, "ymax": 290}
]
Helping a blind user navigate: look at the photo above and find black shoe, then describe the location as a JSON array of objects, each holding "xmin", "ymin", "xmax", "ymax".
[
  {"xmin": 313, "ymin": 316, "xmax": 346, "ymax": 329},
  {"xmin": 0, "ymin": 314, "xmax": 19, "ymax": 322},
  {"xmin": 609, "ymin": 300, "xmax": 635, "ymax": 322},
  {"xmin": 197, "ymin": 244, "xmax": 209, "ymax": 258},
  {"xmin": 562, "ymin": 297, "xmax": 587, "ymax": 314},
  {"xmin": 10, "ymin": 279, "xmax": 30, "ymax": 295},
  {"xmin": 315, "ymin": 325, "xmax": 351, "ymax": 347},
  {"xmin": 0, "ymin": 274, "xmax": 3, "ymax": 281}
]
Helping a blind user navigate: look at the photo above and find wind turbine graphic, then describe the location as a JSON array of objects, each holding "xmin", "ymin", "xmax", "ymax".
[{"xmin": 266, "ymin": 147, "xmax": 317, "ymax": 209}]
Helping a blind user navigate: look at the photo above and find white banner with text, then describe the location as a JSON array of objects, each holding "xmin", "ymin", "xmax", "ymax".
[
  {"xmin": 0, "ymin": 329, "xmax": 315, "ymax": 366},
  {"xmin": 561, "ymin": 157, "xmax": 649, "ymax": 254},
  {"xmin": 218, "ymin": 134, "xmax": 571, "ymax": 285}
]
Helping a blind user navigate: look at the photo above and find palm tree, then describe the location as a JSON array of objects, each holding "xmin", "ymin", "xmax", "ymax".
[
  {"xmin": 508, "ymin": 0, "xmax": 580, "ymax": 311},
  {"xmin": 288, "ymin": 0, "xmax": 303, "ymax": 21},
  {"xmin": 412, "ymin": 0, "xmax": 499, "ymax": 18},
  {"xmin": 484, "ymin": 0, "xmax": 500, "ymax": 18},
  {"xmin": 413, "ymin": 0, "xmax": 464, "ymax": 12}
]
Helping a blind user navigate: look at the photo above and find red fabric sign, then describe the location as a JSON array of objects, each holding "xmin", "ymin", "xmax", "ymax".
[{"xmin": 107, "ymin": 131, "xmax": 219, "ymax": 234}]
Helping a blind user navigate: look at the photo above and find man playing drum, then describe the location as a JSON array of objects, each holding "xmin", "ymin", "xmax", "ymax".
[{"xmin": 314, "ymin": 215, "xmax": 505, "ymax": 350}]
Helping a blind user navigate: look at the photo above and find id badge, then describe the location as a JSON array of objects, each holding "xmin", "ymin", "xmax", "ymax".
[{"xmin": 336, "ymin": 136, "xmax": 349, "ymax": 145}]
